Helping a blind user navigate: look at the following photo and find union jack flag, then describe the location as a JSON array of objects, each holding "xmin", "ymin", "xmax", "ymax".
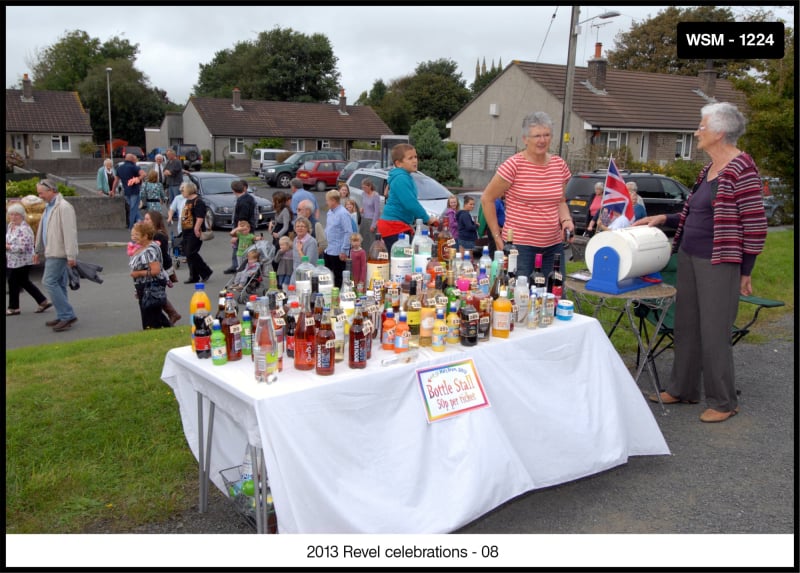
[{"xmin": 601, "ymin": 158, "xmax": 634, "ymax": 220}]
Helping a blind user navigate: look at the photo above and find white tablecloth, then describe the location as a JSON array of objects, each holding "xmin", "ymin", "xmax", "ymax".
[{"xmin": 161, "ymin": 314, "xmax": 669, "ymax": 533}]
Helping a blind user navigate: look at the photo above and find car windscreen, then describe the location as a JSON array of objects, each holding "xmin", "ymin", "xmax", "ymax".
[
  {"xmin": 196, "ymin": 177, "xmax": 236, "ymax": 195},
  {"xmin": 414, "ymin": 175, "xmax": 452, "ymax": 200},
  {"xmin": 565, "ymin": 177, "xmax": 600, "ymax": 199}
]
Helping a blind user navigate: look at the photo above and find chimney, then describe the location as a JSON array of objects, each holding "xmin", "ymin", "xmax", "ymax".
[
  {"xmin": 232, "ymin": 87, "xmax": 242, "ymax": 110},
  {"xmin": 21, "ymin": 73, "xmax": 34, "ymax": 102},
  {"xmin": 699, "ymin": 67, "xmax": 716, "ymax": 98},
  {"xmin": 338, "ymin": 88, "xmax": 348, "ymax": 115},
  {"xmin": 587, "ymin": 43, "xmax": 607, "ymax": 91}
]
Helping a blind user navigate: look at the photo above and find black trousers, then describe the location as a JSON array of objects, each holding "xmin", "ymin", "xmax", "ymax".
[
  {"xmin": 7, "ymin": 265, "xmax": 47, "ymax": 309},
  {"xmin": 182, "ymin": 231, "xmax": 212, "ymax": 281},
  {"xmin": 134, "ymin": 282, "xmax": 170, "ymax": 329},
  {"xmin": 323, "ymin": 252, "xmax": 346, "ymax": 289}
]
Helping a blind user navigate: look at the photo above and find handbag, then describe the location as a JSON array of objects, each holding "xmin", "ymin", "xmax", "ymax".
[
  {"xmin": 200, "ymin": 229, "xmax": 215, "ymax": 241},
  {"xmin": 141, "ymin": 273, "xmax": 168, "ymax": 311}
]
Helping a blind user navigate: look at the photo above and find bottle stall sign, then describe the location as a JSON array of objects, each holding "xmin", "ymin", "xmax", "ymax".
[{"xmin": 416, "ymin": 358, "xmax": 489, "ymax": 423}]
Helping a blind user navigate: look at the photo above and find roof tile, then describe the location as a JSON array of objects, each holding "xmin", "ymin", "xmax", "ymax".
[{"xmin": 6, "ymin": 89, "xmax": 93, "ymax": 134}]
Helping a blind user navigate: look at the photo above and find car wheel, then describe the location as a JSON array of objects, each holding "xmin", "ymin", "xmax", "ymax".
[
  {"xmin": 277, "ymin": 173, "xmax": 292, "ymax": 188},
  {"xmin": 186, "ymin": 150, "xmax": 200, "ymax": 162},
  {"xmin": 316, "ymin": 180, "xmax": 327, "ymax": 193},
  {"xmin": 205, "ymin": 209, "xmax": 215, "ymax": 230},
  {"xmin": 770, "ymin": 207, "xmax": 785, "ymax": 226}
]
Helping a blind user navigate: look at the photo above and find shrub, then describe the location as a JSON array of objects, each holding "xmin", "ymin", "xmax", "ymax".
[
  {"xmin": 6, "ymin": 178, "xmax": 76, "ymax": 198},
  {"xmin": 201, "ymin": 149, "xmax": 211, "ymax": 164}
]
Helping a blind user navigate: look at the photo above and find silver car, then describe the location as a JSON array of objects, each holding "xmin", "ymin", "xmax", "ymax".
[{"xmin": 346, "ymin": 167, "xmax": 453, "ymax": 220}]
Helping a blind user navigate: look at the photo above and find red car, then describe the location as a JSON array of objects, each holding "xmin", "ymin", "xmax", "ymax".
[{"xmin": 296, "ymin": 159, "xmax": 348, "ymax": 192}]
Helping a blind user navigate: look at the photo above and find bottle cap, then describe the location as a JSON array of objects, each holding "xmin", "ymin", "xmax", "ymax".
[{"xmin": 195, "ymin": 283, "xmax": 204, "ymax": 289}]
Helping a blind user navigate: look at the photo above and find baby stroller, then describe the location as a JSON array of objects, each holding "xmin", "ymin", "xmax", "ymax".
[
  {"xmin": 225, "ymin": 239, "xmax": 276, "ymax": 304},
  {"xmin": 170, "ymin": 230, "xmax": 186, "ymax": 269}
]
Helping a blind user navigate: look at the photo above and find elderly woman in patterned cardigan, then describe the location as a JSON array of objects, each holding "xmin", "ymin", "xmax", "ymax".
[{"xmin": 635, "ymin": 102, "xmax": 767, "ymax": 424}]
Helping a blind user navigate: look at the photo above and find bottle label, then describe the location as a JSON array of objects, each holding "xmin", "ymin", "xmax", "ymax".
[
  {"xmin": 492, "ymin": 311, "xmax": 512, "ymax": 331},
  {"xmin": 351, "ymin": 339, "xmax": 367, "ymax": 363},
  {"xmin": 195, "ymin": 335, "xmax": 211, "ymax": 352},
  {"xmin": 377, "ymin": 252, "xmax": 389, "ymax": 260},
  {"xmin": 229, "ymin": 324, "xmax": 241, "ymax": 334},
  {"xmin": 468, "ymin": 312, "xmax": 480, "ymax": 322},
  {"xmin": 403, "ymin": 247, "xmax": 413, "ymax": 256},
  {"xmin": 394, "ymin": 330, "xmax": 410, "ymax": 350},
  {"xmin": 382, "ymin": 326, "xmax": 396, "ymax": 347},
  {"xmin": 316, "ymin": 345, "xmax": 332, "ymax": 368},
  {"xmin": 211, "ymin": 344, "xmax": 226, "ymax": 361},
  {"xmin": 479, "ymin": 316, "xmax": 490, "ymax": 327},
  {"xmin": 409, "ymin": 300, "xmax": 421, "ymax": 310},
  {"xmin": 341, "ymin": 291, "xmax": 357, "ymax": 301},
  {"xmin": 363, "ymin": 320, "xmax": 373, "ymax": 335},
  {"xmin": 204, "ymin": 315, "xmax": 214, "ymax": 327},
  {"xmin": 435, "ymin": 295, "xmax": 448, "ymax": 307},
  {"xmin": 305, "ymin": 317, "xmax": 316, "ymax": 327},
  {"xmin": 425, "ymin": 297, "xmax": 436, "ymax": 307}
]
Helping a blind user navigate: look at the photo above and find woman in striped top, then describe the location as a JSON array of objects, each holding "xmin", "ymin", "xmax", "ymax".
[
  {"xmin": 636, "ymin": 102, "xmax": 767, "ymax": 424},
  {"xmin": 480, "ymin": 111, "xmax": 574, "ymax": 279}
]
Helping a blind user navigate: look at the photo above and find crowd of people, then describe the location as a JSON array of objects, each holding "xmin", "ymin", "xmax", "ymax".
[{"xmin": 7, "ymin": 105, "xmax": 769, "ymax": 424}]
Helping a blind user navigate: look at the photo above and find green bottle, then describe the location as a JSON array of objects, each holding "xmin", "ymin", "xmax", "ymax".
[
  {"xmin": 241, "ymin": 310, "xmax": 252, "ymax": 356},
  {"xmin": 211, "ymin": 319, "xmax": 228, "ymax": 365}
]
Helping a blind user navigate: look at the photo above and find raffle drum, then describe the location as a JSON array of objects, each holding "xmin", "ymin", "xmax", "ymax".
[{"xmin": 585, "ymin": 227, "xmax": 671, "ymax": 294}]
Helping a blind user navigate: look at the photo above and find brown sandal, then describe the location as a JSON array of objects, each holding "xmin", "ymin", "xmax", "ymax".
[{"xmin": 35, "ymin": 301, "xmax": 53, "ymax": 313}]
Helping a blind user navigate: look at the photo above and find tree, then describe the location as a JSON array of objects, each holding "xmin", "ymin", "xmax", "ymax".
[
  {"xmin": 735, "ymin": 26, "xmax": 795, "ymax": 187},
  {"xmin": 28, "ymin": 30, "xmax": 138, "ymax": 91},
  {"xmin": 77, "ymin": 59, "xmax": 168, "ymax": 146},
  {"xmin": 471, "ymin": 65, "xmax": 503, "ymax": 95},
  {"xmin": 606, "ymin": 6, "xmax": 772, "ymax": 80},
  {"xmin": 409, "ymin": 118, "xmax": 462, "ymax": 187},
  {"xmin": 194, "ymin": 27, "xmax": 340, "ymax": 102}
]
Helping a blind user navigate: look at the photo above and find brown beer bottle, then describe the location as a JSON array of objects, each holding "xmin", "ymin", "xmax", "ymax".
[
  {"xmin": 315, "ymin": 306, "xmax": 335, "ymax": 376},
  {"xmin": 294, "ymin": 289, "xmax": 315, "ymax": 371}
]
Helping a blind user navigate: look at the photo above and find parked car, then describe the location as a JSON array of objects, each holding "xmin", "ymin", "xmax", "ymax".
[
  {"xmin": 262, "ymin": 150, "xmax": 345, "ymax": 188},
  {"xmin": 114, "ymin": 161, "xmax": 155, "ymax": 194},
  {"xmin": 337, "ymin": 159, "xmax": 380, "ymax": 187},
  {"xmin": 250, "ymin": 148, "xmax": 289, "ymax": 176},
  {"xmin": 147, "ymin": 147, "xmax": 169, "ymax": 161},
  {"xmin": 565, "ymin": 170, "xmax": 690, "ymax": 234},
  {"xmin": 171, "ymin": 144, "xmax": 202, "ymax": 171},
  {"xmin": 296, "ymin": 159, "xmax": 348, "ymax": 192},
  {"xmin": 183, "ymin": 171, "xmax": 274, "ymax": 230},
  {"xmin": 113, "ymin": 145, "xmax": 146, "ymax": 161},
  {"xmin": 762, "ymin": 177, "xmax": 793, "ymax": 226},
  {"xmin": 346, "ymin": 167, "xmax": 454, "ymax": 221}
]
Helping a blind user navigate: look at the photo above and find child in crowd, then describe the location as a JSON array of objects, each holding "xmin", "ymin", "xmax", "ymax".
[
  {"xmin": 230, "ymin": 220, "xmax": 255, "ymax": 267},
  {"xmin": 231, "ymin": 249, "xmax": 261, "ymax": 291},
  {"xmin": 141, "ymin": 170, "xmax": 166, "ymax": 212},
  {"xmin": 349, "ymin": 232, "xmax": 366, "ymax": 287},
  {"xmin": 443, "ymin": 195, "xmax": 459, "ymax": 241},
  {"xmin": 456, "ymin": 196, "xmax": 477, "ymax": 254},
  {"xmin": 344, "ymin": 198, "xmax": 360, "ymax": 232},
  {"xmin": 273, "ymin": 235, "xmax": 294, "ymax": 289}
]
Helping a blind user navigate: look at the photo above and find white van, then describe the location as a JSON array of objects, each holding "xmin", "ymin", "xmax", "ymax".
[{"xmin": 251, "ymin": 148, "xmax": 289, "ymax": 176}]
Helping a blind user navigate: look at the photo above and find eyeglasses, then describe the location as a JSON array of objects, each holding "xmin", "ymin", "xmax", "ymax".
[{"xmin": 526, "ymin": 133, "xmax": 552, "ymax": 140}]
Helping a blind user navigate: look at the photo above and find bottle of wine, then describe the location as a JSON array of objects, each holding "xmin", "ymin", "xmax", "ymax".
[
  {"xmin": 530, "ymin": 252, "xmax": 547, "ymax": 298},
  {"xmin": 546, "ymin": 253, "xmax": 564, "ymax": 303}
]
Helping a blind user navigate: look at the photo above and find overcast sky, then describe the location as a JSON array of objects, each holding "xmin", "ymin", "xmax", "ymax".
[{"xmin": 5, "ymin": 4, "xmax": 795, "ymax": 105}]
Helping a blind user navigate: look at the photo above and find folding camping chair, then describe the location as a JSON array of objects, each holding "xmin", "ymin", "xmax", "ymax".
[{"xmin": 634, "ymin": 253, "xmax": 786, "ymax": 392}]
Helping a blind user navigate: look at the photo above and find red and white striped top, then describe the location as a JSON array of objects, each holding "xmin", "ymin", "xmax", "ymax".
[{"xmin": 496, "ymin": 153, "xmax": 571, "ymax": 247}]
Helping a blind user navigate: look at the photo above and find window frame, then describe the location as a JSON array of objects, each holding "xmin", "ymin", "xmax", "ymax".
[
  {"xmin": 51, "ymin": 134, "xmax": 70, "ymax": 153},
  {"xmin": 229, "ymin": 137, "xmax": 244, "ymax": 155}
]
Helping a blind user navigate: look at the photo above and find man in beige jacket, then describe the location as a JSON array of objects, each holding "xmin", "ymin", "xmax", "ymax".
[{"xmin": 33, "ymin": 179, "xmax": 79, "ymax": 332}]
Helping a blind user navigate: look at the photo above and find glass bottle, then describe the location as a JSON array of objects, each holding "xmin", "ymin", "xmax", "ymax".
[
  {"xmin": 221, "ymin": 292, "xmax": 242, "ymax": 361},
  {"xmin": 285, "ymin": 300, "xmax": 298, "ymax": 359},
  {"xmin": 431, "ymin": 308, "xmax": 448, "ymax": 352},
  {"xmin": 254, "ymin": 298, "xmax": 279, "ymax": 382},
  {"xmin": 268, "ymin": 292, "xmax": 285, "ymax": 372},
  {"xmin": 348, "ymin": 300, "xmax": 367, "ymax": 369},
  {"xmin": 546, "ymin": 253, "xmax": 564, "ymax": 303},
  {"xmin": 419, "ymin": 285, "xmax": 435, "ymax": 348},
  {"xmin": 339, "ymin": 272, "xmax": 356, "ymax": 334},
  {"xmin": 530, "ymin": 252, "xmax": 547, "ymax": 298},
  {"xmin": 315, "ymin": 306, "xmax": 335, "ymax": 375},
  {"xmin": 436, "ymin": 221, "xmax": 455, "ymax": 263},
  {"xmin": 215, "ymin": 289, "xmax": 227, "ymax": 323},
  {"xmin": 360, "ymin": 295, "xmax": 374, "ymax": 359},
  {"xmin": 403, "ymin": 275, "xmax": 421, "ymax": 349},
  {"xmin": 458, "ymin": 279, "xmax": 478, "ymax": 347},
  {"xmin": 294, "ymin": 289, "xmax": 315, "ymax": 371},
  {"xmin": 330, "ymin": 287, "xmax": 345, "ymax": 363},
  {"xmin": 241, "ymin": 310, "xmax": 253, "ymax": 357},
  {"xmin": 445, "ymin": 301, "xmax": 461, "ymax": 345}
]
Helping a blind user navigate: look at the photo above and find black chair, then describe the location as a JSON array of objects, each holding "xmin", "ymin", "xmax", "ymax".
[{"xmin": 635, "ymin": 253, "xmax": 785, "ymax": 392}]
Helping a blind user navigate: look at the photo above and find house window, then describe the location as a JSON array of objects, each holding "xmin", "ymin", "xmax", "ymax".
[
  {"xmin": 51, "ymin": 135, "xmax": 70, "ymax": 153},
  {"xmin": 675, "ymin": 134, "xmax": 692, "ymax": 159},
  {"xmin": 288, "ymin": 139, "xmax": 303, "ymax": 151},
  {"xmin": 229, "ymin": 137, "xmax": 244, "ymax": 154},
  {"xmin": 606, "ymin": 131, "xmax": 628, "ymax": 154},
  {"xmin": 318, "ymin": 140, "xmax": 331, "ymax": 150}
]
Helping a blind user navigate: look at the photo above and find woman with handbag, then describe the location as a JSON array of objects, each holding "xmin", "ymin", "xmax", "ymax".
[{"xmin": 129, "ymin": 220, "xmax": 171, "ymax": 329}]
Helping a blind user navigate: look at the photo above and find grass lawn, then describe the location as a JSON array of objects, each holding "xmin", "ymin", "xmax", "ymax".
[{"xmin": 5, "ymin": 230, "xmax": 793, "ymax": 533}]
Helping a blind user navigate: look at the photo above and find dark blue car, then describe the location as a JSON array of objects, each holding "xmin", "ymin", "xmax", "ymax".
[{"xmin": 147, "ymin": 147, "xmax": 169, "ymax": 161}]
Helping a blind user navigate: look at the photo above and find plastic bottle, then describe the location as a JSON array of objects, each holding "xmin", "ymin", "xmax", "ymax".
[
  {"xmin": 367, "ymin": 233, "xmax": 390, "ymax": 290},
  {"xmin": 190, "ymin": 283, "xmax": 212, "ymax": 352},
  {"xmin": 393, "ymin": 311, "xmax": 410, "ymax": 353},
  {"xmin": 446, "ymin": 302, "xmax": 461, "ymax": 345},
  {"xmin": 253, "ymin": 297, "xmax": 279, "ymax": 382},
  {"xmin": 479, "ymin": 245, "xmax": 492, "ymax": 273},
  {"xmin": 492, "ymin": 286, "xmax": 513, "ymax": 338},
  {"xmin": 312, "ymin": 258, "xmax": 334, "ymax": 306},
  {"xmin": 381, "ymin": 309, "xmax": 396, "ymax": 350},
  {"xmin": 210, "ymin": 319, "xmax": 227, "ymax": 365},
  {"xmin": 514, "ymin": 276, "xmax": 531, "ymax": 323},
  {"xmin": 286, "ymin": 284, "xmax": 299, "ymax": 309},
  {"xmin": 390, "ymin": 233, "xmax": 413, "ymax": 282},
  {"xmin": 294, "ymin": 256, "xmax": 314, "ymax": 296},
  {"xmin": 419, "ymin": 288, "xmax": 435, "ymax": 348},
  {"xmin": 412, "ymin": 227, "xmax": 433, "ymax": 276},
  {"xmin": 490, "ymin": 250, "xmax": 503, "ymax": 290},
  {"xmin": 432, "ymin": 308, "xmax": 447, "ymax": 352},
  {"xmin": 241, "ymin": 310, "xmax": 253, "ymax": 356},
  {"xmin": 193, "ymin": 301, "xmax": 212, "ymax": 359}
]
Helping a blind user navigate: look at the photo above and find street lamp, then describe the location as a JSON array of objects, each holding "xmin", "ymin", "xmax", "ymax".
[
  {"xmin": 558, "ymin": 8, "xmax": 620, "ymax": 159},
  {"xmin": 106, "ymin": 67, "xmax": 113, "ymax": 158}
]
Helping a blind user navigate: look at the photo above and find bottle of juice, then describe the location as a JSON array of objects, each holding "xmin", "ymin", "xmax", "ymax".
[
  {"xmin": 393, "ymin": 311, "xmax": 410, "ymax": 353},
  {"xmin": 193, "ymin": 301, "xmax": 212, "ymax": 359},
  {"xmin": 294, "ymin": 289, "xmax": 316, "ymax": 371},
  {"xmin": 221, "ymin": 292, "xmax": 242, "ymax": 361},
  {"xmin": 240, "ymin": 310, "xmax": 253, "ymax": 356},
  {"xmin": 445, "ymin": 302, "xmax": 461, "ymax": 345},
  {"xmin": 190, "ymin": 282, "xmax": 212, "ymax": 351},
  {"xmin": 381, "ymin": 309, "xmax": 396, "ymax": 350},
  {"xmin": 210, "ymin": 319, "xmax": 227, "ymax": 365},
  {"xmin": 431, "ymin": 308, "xmax": 447, "ymax": 352},
  {"xmin": 492, "ymin": 286, "xmax": 513, "ymax": 338}
]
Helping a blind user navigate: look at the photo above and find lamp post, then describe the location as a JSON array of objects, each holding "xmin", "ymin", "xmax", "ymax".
[
  {"xmin": 558, "ymin": 8, "xmax": 620, "ymax": 160},
  {"xmin": 106, "ymin": 67, "xmax": 113, "ymax": 158}
]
